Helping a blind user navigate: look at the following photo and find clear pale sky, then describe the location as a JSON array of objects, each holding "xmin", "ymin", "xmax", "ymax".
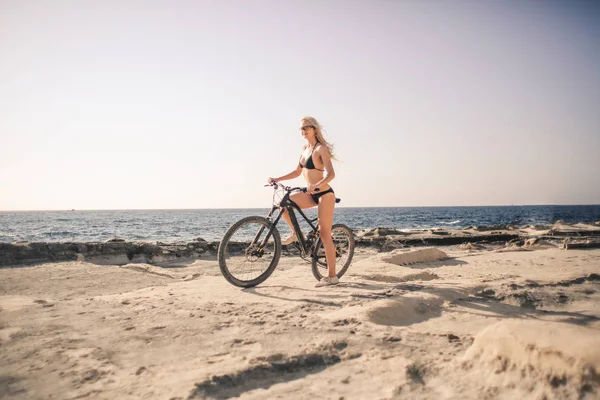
[{"xmin": 1, "ymin": 0, "xmax": 599, "ymax": 210}]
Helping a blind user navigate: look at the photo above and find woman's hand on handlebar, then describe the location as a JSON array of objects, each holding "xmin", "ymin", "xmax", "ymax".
[{"xmin": 266, "ymin": 178, "xmax": 284, "ymax": 189}]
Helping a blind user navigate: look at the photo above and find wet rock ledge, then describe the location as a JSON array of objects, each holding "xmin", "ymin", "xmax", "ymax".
[
  {"xmin": 0, "ymin": 238, "xmax": 218, "ymax": 267},
  {"xmin": 354, "ymin": 222, "xmax": 600, "ymax": 252}
]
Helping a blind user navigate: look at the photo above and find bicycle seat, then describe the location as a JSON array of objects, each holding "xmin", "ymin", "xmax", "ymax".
[{"xmin": 335, "ymin": 198, "xmax": 341, "ymax": 204}]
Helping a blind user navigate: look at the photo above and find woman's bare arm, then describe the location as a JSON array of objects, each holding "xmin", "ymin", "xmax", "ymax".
[
  {"xmin": 314, "ymin": 146, "xmax": 335, "ymax": 188},
  {"xmin": 270, "ymin": 164, "xmax": 302, "ymax": 182}
]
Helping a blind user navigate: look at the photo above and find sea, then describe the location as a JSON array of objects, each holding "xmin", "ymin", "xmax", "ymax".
[{"xmin": 1, "ymin": 205, "xmax": 599, "ymax": 244}]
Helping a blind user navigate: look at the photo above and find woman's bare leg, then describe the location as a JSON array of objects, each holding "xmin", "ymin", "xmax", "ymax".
[
  {"xmin": 281, "ymin": 192, "xmax": 317, "ymax": 231},
  {"xmin": 317, "ymin": 193, "xmax": 336, "ymax": 277}
]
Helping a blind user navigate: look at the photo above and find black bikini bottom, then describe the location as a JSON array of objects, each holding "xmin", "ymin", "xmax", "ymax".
[{"xmin": 310, "ymin": 187, "xmax": 334, "ymax": 204}]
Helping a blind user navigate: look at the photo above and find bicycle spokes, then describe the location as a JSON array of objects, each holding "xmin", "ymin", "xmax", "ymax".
[
  {"xmin": 221, "ymin": 218, "xmax": 278, "ymax": 284},
  {"xmin": 313, "ymin": 229, "xmax": 352, "ymax": 267}
]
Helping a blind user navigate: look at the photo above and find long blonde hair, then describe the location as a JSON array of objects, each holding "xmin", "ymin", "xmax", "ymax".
[{"xmin": 302, "ymin": 116, "xmax": 336, "ymax": 160}]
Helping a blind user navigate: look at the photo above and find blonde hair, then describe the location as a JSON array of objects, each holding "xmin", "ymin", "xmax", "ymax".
[{"xmin": 302, "ymin": 116, "xmax": 336, "ymax": 160}]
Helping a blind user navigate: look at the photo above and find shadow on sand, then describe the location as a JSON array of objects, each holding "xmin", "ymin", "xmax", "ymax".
[{"xmin": 243, "ymin": 281, "xmax": 389, "ymax": 307}]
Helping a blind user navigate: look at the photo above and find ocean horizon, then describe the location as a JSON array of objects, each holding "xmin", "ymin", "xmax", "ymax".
[{"xmin": 2, "ymin": 203, "xmax": 600, "ymax": 212}]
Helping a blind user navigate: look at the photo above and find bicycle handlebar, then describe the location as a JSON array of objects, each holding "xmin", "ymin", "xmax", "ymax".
[{"xmin": 264, "ymin": 181, "xmax": 320, "ymax": 193}]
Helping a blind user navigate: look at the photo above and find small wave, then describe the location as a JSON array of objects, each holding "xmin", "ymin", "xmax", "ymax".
[
  {"xmin": 440, "ymin": 220, "xmax": 462, "ymax": 225},
  {"xmin": 41, "ymin": 231, "xmax": 77, "ymax": 239}
]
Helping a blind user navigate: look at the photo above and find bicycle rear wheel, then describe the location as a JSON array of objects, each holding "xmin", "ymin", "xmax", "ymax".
[
  {"xmin": 311, "ymin": 224, "xmax": 355, "ymax": 281},
  {"xmin": 218, "ymin": 216, "xmax": 281, "ymax": 288}
]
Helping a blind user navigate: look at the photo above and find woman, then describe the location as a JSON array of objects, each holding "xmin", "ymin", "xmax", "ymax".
[{"xmin": 267, "ymin": 116, "xmax": 339, "ymax": 287}]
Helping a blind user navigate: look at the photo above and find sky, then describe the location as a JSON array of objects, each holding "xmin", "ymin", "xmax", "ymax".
[{"xmin": 1, "ymin": 0, "xmax": 599, "ymax": 210}]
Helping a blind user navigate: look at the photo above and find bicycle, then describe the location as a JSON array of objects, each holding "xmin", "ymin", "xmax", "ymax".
[{"xmin": 217, "ymin": 182, "xmax": 355, "ymax": 288}]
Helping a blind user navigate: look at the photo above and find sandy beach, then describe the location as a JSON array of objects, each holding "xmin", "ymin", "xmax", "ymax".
[{"xmin": 1, "ymin": 243, "xmax": 599, "ymax": 400}]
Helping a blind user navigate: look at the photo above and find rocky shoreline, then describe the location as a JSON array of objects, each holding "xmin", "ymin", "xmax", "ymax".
[
  {"xmin": 1, "ymin": 222, "xmax": 599, "ymax": 267},
  {"xmin": 0, "ymin": 238, "xmax": 215, "ymax": 267},
  {"xmin": 354, "ymin": 222, "xmax": 600, "ymax": 251}
]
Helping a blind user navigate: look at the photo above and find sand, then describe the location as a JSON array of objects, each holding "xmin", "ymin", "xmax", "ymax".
[{"xmin": 1, "ymin": 247, "xmax": 599, "ymax": 399}]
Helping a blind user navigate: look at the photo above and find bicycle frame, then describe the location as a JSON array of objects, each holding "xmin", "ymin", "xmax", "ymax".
[{"xmin": 256, "ymin": 187, "xmax": 319, "ymax": 258}]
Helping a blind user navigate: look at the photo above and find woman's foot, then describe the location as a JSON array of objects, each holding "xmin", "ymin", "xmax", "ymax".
[
  {"xmin": 315, "ymin": 276, "xmax": 339, "ymax": 287},
  {"xmin": 282, "ymin": 233, "xmax": 298, "ymax": 245}
]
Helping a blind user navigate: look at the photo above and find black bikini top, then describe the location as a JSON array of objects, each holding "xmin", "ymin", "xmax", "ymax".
[{"xmin": 299, "ymin": 144, "xmax": 324, "ymax": 172}]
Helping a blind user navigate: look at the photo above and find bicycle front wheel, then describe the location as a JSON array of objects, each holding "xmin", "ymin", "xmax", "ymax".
[
  {"xmin": 311, "ymin": 224, "xmax": 355, "ymax": 281},
  {"xmin": 218, "ymin": 216, "xmax": 282, "ymax": 288}
]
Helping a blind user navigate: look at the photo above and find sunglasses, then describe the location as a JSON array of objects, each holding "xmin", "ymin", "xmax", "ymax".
[{"xmin": 300, "ymin": 125, "xmax": 314, "ymax": 131}]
